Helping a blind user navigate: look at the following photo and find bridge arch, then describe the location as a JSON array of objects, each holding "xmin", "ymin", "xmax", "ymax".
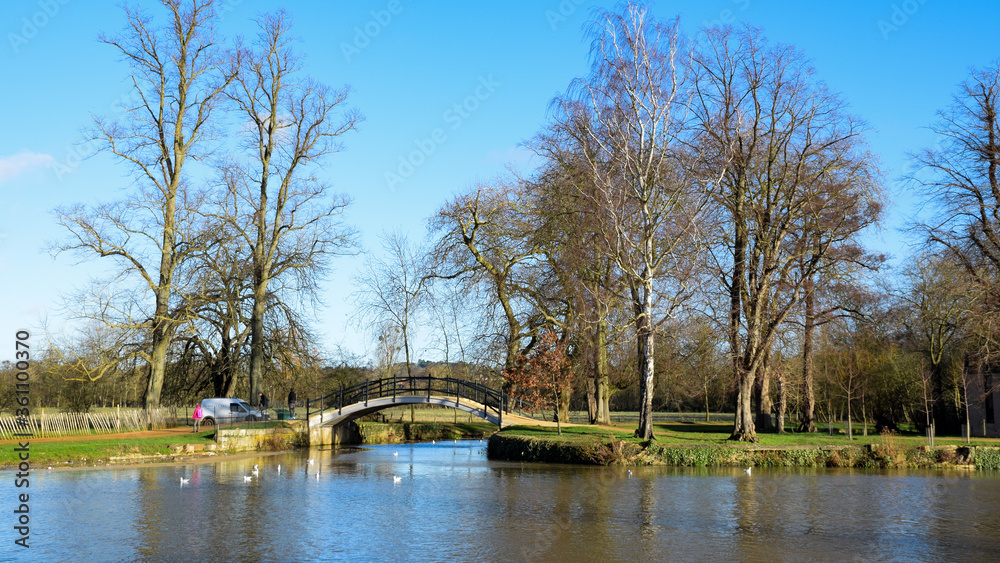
[
  {"xmin": 308, "ymin": 394, "xmax": 502, "ymax": 428},
  {"xmin": 304, "ymin": 376, "xmax": 539, "ymax": 445}
]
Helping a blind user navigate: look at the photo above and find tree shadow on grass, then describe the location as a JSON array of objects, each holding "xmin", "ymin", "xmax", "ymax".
[
  {"xmin": 656, "ymin": 422, "xmax": 732, "ymax": 434},
  {"xmin": 650, "ymin": 422, "xmax": 733, "ymax": 443}
]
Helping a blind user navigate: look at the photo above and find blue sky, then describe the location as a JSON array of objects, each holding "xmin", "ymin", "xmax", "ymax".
[{"xmin": 1, "ymin": 0, "xmax": 998, "ymax": 364}]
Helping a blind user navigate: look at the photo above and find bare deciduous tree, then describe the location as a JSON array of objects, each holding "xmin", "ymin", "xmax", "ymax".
[
  {"xmin": 525, "ymin": 141, "xmax": 630, "ymax": 425},
  {"xmin": 353, "ymin": 231, "xmax": 426, "ymax": 382},
  {"xmin": 912, "ymin": 63, "xmax": 1000, "ymax": 418},
  {"xmin": 54, "ymin": 0, "xmax": 233, "ymax": 409},
  {"xmin": 185, "ymin": 219, "xmax": 252, "ymax": 398},
  {"xmin": 551, "ymin": 5, "xmax": 712, "ymax": 440},
  {"xmin": 897, "ymin": 252, "xmax": 973, "ymax": 432},
  {"xmin": 374, "ymin": 322, "xmax": 403, "ymax": 380},
  {"xmin": 690, "ymin": 25, "xmax": 883, "ymax": 441},
  {"xmin": 913, "ymin": 62, "xmax": 1000, "ymax": 285},
  {"xmin": 797, "ymin": 245, "xmax": 885, "ymax": 432},
  {"xmin": 225, "ymin": 11, "xmax": 359, "ymax": 405},
  {"xmin": 430, "ymin": 180, "xmax": 541, "ymax": 375}
]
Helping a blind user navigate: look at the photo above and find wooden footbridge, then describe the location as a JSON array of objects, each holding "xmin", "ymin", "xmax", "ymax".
[{"xmin": 304, "ymin": 375, "xmax": 543, "ymax": 445}]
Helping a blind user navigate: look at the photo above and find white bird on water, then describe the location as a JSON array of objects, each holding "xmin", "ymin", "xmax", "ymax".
[
  {"xmin": 744, "ymin": 467, "xmax": 752, "ymax": 475},
  {"xmin": 277, "ymin": 464, "xmax": 281, "ymax": 475},
  {"xmin": 307, "ymin": 459, "xmax": 314, "ymax": 465},
  {"xmin": 627, "ymin": 470, "xmax": 632, "ymax": 478},
  {"xmin": 252, "ymin": 465, "xmax": 259, "ymax": 476},
  {"xmin": 393, "ymin": 475, "xmax": 402, "ymax": 485},
  {"xmin": 180, "ymin": 477, "xmax": 189, "ymax": 485},
  {"xmin": 243, "ymin": 475, "xmax": 252, "ymax": 483},
  {"xmin": 393, "ymin": 451, "xmax": 398, "ymax": 457}
]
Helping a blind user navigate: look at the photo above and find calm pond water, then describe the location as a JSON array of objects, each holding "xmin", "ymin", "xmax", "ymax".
[{"xmin": 4, "ymin": 440, "xmax": 1000, "ymax": 561}]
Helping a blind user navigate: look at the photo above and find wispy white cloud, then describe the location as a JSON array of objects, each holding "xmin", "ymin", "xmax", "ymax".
[{"xmin": 0, "ymin": 151, "xmax": 55, "ymax": 184}]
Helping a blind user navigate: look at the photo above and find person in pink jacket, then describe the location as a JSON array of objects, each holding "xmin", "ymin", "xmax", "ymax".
[{"xmin": 193, "ymin": 403, "xmax": 204, "ymax": 432}]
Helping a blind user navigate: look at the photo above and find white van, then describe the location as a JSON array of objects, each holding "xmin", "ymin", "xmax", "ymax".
[{"xmin": 199, "ymin": 398, "xmax": 268, "ymax": 425}]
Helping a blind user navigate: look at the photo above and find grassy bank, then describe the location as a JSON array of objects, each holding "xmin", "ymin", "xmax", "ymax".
[
  {"xmin": 2, "ymin": 431, "xmax": 220, "ymax": 468},
  {"xmin": 1, "ymin": 420, "xmax": 306, "ymax": 468},
  {"xmin": 489, "ymin": 422, "xmax": 1000, "ymax": 470}
]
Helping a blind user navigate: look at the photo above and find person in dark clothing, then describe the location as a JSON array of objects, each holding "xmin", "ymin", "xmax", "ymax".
[
  {"xmin": 259, "ymin": 392, "xmax": 269, "ymax": 410},
  {"xmin": 287, "ymin": 388, "xmax": 297, "ymax": 419}
]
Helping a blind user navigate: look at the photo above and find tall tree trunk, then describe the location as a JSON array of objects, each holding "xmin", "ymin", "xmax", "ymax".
[
  {"xmin": 222, "ymin": 361, "xmax": 238, "ymax": 398},
  {"xmin": 145, "ymin": 325, "xmax": 170, "ymax": 409},
  {"xmin": 728, "ymin": 180, "xmax": 756, "ymax": 442},
  {"xmin": 585, "ymin": 315, "xmax": 600, "ymax": 424},
  {"xmin": 635, "ymin": 281, "xmax": 656, "ymax": 440},
  {"xmin": 212, "ymin": 330, "xmax": 232, "ymax": 398},
  {"xmin": 596, "ymin": 317, "xmax": 610, "ymax": 425},
  {"xmin": 553, "ymin": 386, "xmax": 563, "ymax": 436},
  {"xmin": 799, "ymin": 281, "xmax": 817, "ymax": 432},
  {"xmin": 586, "ymin": 376, "xmax": 598, "ymax": 424},
  {"xmin": 755, "ymin": 348, "xmax": 774, "ymax": 432},
  {"xmin": 931, "ymin": 359, "xmax": 950, "ymax": 432},
  {"xmin": 776, "ymin": 368, "xmax": 787, "ymax": 433},
  {"xmin": 861, "ymin": 393, "xmax": 867, "ymax": 437},
  {"xmin": 249, "ymin": 281, "xmax": 266, "ymax": 406},
  {"xmin": 145, "ymin": 193, "xmax": 177, "ymax": 409},
  {"xmin": 846, "ymin": 394, "xmax": 853, "ymax": 440},
  {"xmin": 248, "ymin": 150, "xmax": 269, "ymax": 408},
  {"xmin": 557, "ymin": 387, "xmax": 571, "ymax": 426},
  {"xmin": 403, "ymin": 324, "xmax": 413, "ymax": 379},
  {"xmin": 497, "ymin": 280, "xmax": 523, "ymax": 376},
  {"xmin": 732, "ymin": 353, "xmax": 758, "ymax": 441},
  {"xmin": 704, "ymin": 379, "xmax": 712, "ymax": 422}
]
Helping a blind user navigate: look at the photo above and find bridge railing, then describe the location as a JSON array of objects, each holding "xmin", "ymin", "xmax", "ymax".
[{"xmin": 307, "ymin": 376, "xmax": 533, "ymax": 425}]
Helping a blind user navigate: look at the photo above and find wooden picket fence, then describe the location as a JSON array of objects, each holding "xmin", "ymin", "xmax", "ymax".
[{"xmin": 0, "ymin": 407, "xmax": 177, "ymax": 439}]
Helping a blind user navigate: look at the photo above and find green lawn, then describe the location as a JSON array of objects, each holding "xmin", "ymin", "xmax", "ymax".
[
  {"xmin": 502, "ymin": 420, "xmax": 1000, "ymax": 449},
  {"xmin": 4, "ymin": 431, "xmax": 217, "ymax": 468},
  {"xmin": 494, "ymin": 422, "xmax": 1000, "ymax": 468}
]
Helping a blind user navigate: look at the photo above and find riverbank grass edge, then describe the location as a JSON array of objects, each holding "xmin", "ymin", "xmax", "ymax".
[{"xmin": 488, "ymin": 423, "xmax": 1000, "ymax": 470}]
